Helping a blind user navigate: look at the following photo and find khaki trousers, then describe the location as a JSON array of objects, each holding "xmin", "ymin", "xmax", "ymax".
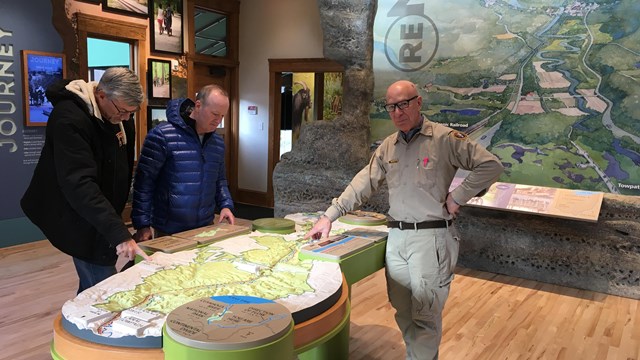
[{"xmin": 385, "ymin": 225, "xmax": 460, "ymax": 360}]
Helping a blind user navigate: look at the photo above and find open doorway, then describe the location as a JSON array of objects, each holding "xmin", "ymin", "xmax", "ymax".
[
  {"xmin": 267, "ymin": 58, "xmax": 344, "ymax": 207},
  {"xmin": 279, "ymin": 70, "xmax": 344, "ymax": 158}
]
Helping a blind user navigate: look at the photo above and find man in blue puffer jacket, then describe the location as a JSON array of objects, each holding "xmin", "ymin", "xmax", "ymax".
[{"xmin": 132, "ymin": 84, "xmax": 235, "ymax": 240}]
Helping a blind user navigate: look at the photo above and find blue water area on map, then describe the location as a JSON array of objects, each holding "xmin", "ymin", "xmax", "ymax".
[
  {"xmin": 603, "ymin": 151, "xmax": 629, "ymax": 180},
  {"xmin": 212, "ymin": 295, "xmax": 274, "ymax": 304},
  {"xmin": 612, "ymin": 138, "xmax": 640, "ymax": 166},
  {"xmin": 439, "ymin": 108, "xmax": 481, "ymax": 116}
]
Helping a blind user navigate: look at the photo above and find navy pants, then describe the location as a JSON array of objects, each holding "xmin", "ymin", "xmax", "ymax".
[{"xmin": 72, "ymin": 257, "xmax": 117, "ymax": 294}]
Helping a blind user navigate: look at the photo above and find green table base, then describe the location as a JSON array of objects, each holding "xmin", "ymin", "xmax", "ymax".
[
  {"xmin": 52, "ymin": 305, "xmax": 352, "ymax": 360},
  {"xmin": 338, "ymin": 241, "xmax": 386, "ymax": 287},
  {"xmin": 51, "ymin": 341, "xmax": 62, "ymax": 360},
  {"xmin": 296, "ymin": 299, "xmax": 351, "ymax": 360},
  {"xmin": 163, "ymin": 320, "xmax": 294, "ymax": 360}
]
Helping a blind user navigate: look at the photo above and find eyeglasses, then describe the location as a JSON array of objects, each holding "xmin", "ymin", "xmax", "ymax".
[
  {"xmin": 110, "ymin": 98, "xmax": 136, "ymax": 115},
  {"xmin": 384, "ymin": 95, "xmax": 418, "ymax": 113}
]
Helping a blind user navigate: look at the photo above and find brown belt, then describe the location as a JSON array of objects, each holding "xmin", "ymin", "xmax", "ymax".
[{"xmin": 387, "ymin": 219, "xmax": 452, "ymax": 230}]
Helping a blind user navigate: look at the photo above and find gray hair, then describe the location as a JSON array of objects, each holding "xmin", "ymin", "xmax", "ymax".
[
  {"xmin": 196, "ymin": 84, "xmax": 228, "ymax": 105},
  {"xmin": 97, "ymin": 67, "xmax": 145, "ymax": 107}
]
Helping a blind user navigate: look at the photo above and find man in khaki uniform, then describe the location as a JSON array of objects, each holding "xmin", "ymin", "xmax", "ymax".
[{"xmin": 305, "ymin": 80, "xmax": 504, "ymax": 359}]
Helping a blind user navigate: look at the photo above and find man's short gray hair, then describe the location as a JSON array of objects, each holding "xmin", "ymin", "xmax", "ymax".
[
  {"xmin": 98, "ymin": 67, "xmax": 145, "ymax": 107},
  {"xmin": 196, "ymin": 84, "xmax": 228, "ymax": 106}
]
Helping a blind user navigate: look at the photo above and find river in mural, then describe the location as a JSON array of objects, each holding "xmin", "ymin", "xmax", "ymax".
[{"xmin": 371, "ymin": 0, "xmax": 640, "ymax": 195}]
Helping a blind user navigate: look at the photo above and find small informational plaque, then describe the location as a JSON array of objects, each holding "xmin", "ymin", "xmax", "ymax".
[
  {"xmin": 172, "ymin": 223, "xmax": 252, "ymax": 245},
  {"xmin": 342, "ymin": 228, "xmax": 388, "ymax": 243},
  {"xmin": 137, "ymin": 236, "xmax": 198, "ymax": 254},
  {"xmin": 165, "ymin": 295, "xmax": 293, "ymax": 350},
  {"xmin": 299, "ymin": 234, "xmax": 375, "ymax": 261},
  {"xmin": 338, "ymin": 210, "xmax": 387, "ymax": 226}
]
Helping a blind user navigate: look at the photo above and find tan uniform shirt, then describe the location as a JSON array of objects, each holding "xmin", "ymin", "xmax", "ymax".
[{"xmin": 324, "ymin": 119, "xmax": 504, "ymax": 223}]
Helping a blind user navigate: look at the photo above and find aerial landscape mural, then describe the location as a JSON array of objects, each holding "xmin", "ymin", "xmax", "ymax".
[{"xmin": 372, "ymin": 0, "xmax": 640, "ymax": 195}]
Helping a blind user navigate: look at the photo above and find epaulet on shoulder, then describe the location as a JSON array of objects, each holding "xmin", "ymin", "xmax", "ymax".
[{"xmin": 449, "ymin": 130, "xmax": 468, "ymax": 140}]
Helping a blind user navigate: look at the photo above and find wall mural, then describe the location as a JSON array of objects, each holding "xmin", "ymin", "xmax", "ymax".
[
  {"xmin": 323, "ymin": 72, "xmax": 343, "ymax": 121},
  {"xmin": 372, "ymin": 0, "xmax": 640, "ymax": 196}
]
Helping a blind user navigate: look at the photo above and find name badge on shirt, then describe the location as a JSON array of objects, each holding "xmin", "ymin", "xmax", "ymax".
[{"xmin": 389, "ymin": 159, "xmax": 399, "ymax": 164}]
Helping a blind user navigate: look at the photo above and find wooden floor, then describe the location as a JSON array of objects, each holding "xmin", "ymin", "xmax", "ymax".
[{"xmin": 2, "ymin": 240, "xmax": 640, "ymax": 360}]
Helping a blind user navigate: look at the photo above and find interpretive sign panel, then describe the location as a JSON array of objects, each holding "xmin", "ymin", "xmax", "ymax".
[{"xmin": 450, "ymin": 178, "xmax": 604, "ymax": 222}]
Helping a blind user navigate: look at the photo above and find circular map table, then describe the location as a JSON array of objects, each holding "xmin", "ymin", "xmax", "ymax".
[
  {"xmin": 52, "ymin": 227, "xmax": 351, "ymax": 360},
  {"xmin": 51, "ymin": 277, "xmax": 350, "ymax": 360}
]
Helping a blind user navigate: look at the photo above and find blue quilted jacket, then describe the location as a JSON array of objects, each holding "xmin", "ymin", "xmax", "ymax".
[{"xmin": 132, "ymin": 98, "xmax": 234, "ymax": 234}]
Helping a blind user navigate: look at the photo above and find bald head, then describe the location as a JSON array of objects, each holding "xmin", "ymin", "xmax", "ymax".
[
  {"xmin": 386, "ymin": 80, "xmax": 419, "ymax": 100},
  {"xmin": 385, "ymin": 80, "xmax": 423, "ymax": 133}
]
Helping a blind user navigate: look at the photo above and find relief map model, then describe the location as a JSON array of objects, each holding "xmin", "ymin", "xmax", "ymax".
[
  {"xmin": 62, "ymin": 231, "xmax": 342, "ymax": 341},
  {"xmin": 61, "ymin": 215, "xmax": 380, "ymax": 344}
]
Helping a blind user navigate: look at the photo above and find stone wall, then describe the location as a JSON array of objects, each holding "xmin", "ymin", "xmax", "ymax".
[{"xmin": 456, "ymin": 194, "xmax": 640, "ymax": 299}]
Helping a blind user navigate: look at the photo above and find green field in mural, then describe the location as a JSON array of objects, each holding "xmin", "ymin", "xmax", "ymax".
[{"xmin": 372, "ymin": 0, "xmax": 640, "ymax": 195}]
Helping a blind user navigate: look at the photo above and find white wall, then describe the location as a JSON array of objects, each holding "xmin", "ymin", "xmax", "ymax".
[{"xmin": 238, "ymin": 0, "xmax": 324, "ymax": 192}]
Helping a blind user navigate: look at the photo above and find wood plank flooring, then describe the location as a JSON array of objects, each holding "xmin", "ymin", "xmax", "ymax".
[{"xmin": 2, "ymin": 239, "xmax": 640, "ymax": 360}]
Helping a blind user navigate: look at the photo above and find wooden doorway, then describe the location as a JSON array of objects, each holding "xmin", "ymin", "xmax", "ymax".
[
  {"xmin": 267, "ymin": 59, "xmax": 343, "ymax": 207},
  {"xmin": 185, "ymin": 0, "xmax": 240, "ymax": 198}
]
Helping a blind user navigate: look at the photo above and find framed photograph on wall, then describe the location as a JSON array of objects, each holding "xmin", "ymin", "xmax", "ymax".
[
  {"xmin": 149, "ymin": 0, "xmax": 184, "ymax": 54},
  {"xmin": 147, "ymin": 105, "xmax": 168, "ymax": 131},
  {"xmin": 21, "ymin": 50, "xmax": 66, "ymax": 127},
  {"xmin": 148, "ymin": 58, "xmax": 172, "ymax": 100},
  {"xmin": 102, "ymin": 0, "xmax": 148, "ymax": 18}
]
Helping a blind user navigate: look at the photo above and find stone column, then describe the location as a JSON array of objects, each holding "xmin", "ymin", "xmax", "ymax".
[{"xmin": 273, "ymin": 0, "xmax": 380, "ymax": 217}]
